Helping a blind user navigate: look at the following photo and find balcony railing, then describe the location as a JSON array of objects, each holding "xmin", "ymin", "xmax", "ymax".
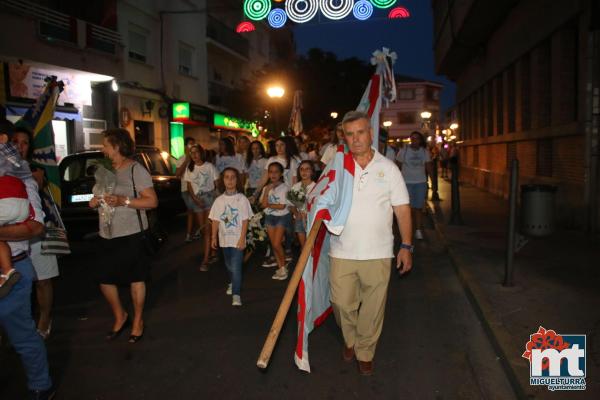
[
  {"xmin": 1, "ymin": 0, "xmax": 122, "ymax": 54},
  {"xmin": 206, "ymin": 16, "xmax": 249, "ymax": 58}
]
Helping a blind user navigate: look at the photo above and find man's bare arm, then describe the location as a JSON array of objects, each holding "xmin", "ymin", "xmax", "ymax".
[{"xmin": 0, "ymin": 221, "xmax": 45, "ymax": 242}]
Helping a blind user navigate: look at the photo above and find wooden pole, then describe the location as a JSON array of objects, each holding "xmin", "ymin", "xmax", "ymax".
[{"xmin": 256, "ymin": 218, "xmax": 324, "ymax": 369}]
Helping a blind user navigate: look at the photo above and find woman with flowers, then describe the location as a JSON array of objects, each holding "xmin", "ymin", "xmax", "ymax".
[{"xmin": 288, "ymin": 160, "xmax": 316, "ymax": 248}]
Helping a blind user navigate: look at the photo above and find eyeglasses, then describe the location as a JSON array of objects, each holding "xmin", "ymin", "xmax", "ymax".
[{"xmin": 358, "ymin": 171, "xmax": 369, "ymax": 191}]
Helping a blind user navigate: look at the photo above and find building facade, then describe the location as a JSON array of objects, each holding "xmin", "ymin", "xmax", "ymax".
[
  {"xmin": 380, "ymin": 75, "xmax": 443, "ymax": 139},
  {"xmin": 433, "ymin": 0, "xmax": 600, "ymax": 231},
  {"xmin": 0, "ymin": 0, "xmax": 292, "ymax": 159}
]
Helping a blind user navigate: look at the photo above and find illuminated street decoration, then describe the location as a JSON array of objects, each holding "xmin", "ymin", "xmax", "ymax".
[
  {"xmin": 236, "ymin": 21, "xmax": 256, "ymax": 33},
  {"xmin": 244, "ymin": 0, "xmax": 271, "ymax": 21},
  {"xmin": 268, "ymin": 8, "xmax": 287, "ymax": 28},
  {"xmin": 388, "ymin": 6, "xmax": 410, "ymax": 18},
  {"xmin": 286, "ymin": 0, "xmax": 319, "ymax": 23},
  {"xmin": 353, "ymin": 0, "xmax": 373, "ymax": 20},
  {"xmin": 370, "ymin": 0, "xmax": 396, "ymax": 8},
  {"xmin": 319, "ymin": 0, "xmax": 354, "ymax": 20}
]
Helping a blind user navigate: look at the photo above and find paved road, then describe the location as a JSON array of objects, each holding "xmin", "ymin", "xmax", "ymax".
[{"xmin": 1, "ymin": 216, "xmax": 515, "ymax": 399}]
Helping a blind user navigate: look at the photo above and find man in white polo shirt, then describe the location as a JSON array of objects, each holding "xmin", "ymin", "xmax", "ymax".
[{"xmin": 329, "ymin": 111, "xmax": 413, "ymax": 376}]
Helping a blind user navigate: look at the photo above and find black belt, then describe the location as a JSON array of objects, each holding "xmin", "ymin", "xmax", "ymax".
[{"xmin": 11, "ymin": 252, "xmax": 27, "ymax": 263}]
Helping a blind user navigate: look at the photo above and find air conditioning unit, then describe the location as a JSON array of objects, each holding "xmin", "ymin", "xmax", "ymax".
[{"xmin": 83, "ymin": 118, "xmax": 107, "ymax": 150}]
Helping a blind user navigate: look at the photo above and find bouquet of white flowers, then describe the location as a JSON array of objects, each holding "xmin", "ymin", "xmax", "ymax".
[
  {"xmin": 92, "ymin": 165, "xmax": 117, "ymax": 238},
  {"xmin": 287, "ymin": 186, "xmax": 307, "ymax": 211},
  {"xmin": 246, "ymin": 211, "xmax": 267, "ymax": 253}
]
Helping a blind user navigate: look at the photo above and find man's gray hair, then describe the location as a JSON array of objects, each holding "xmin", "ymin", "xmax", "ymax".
[{"xmin": 342, "ymin": 111, "xmax": 371, "ymax": 128}]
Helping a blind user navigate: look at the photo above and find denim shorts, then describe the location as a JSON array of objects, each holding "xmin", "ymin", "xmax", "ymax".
[
  {"xmin": 265, "ymin": 213, "xmax": 292, "ymax": 228},
  {"xmin": 293, "ymin": 216, "xmax": 306, "ymax": 234},
  {"xmin": 406, "ymin": 182, "xmax": 428, "ymax": 209},
  {"xmin": 182, "ymin": 190, "xmax": 215, "ymax": 212}
]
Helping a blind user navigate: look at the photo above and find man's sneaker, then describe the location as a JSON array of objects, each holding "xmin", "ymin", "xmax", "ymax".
[
  {"xmin": 271, "ymin": 268, "xmax": 288, "ymax": 280},
  {"xmin": 262, "ymin": 258, "xmax": 277, "ymax": 268},
  {"xmin": 415, "ymin": 229, "xmax": 424, "ymax": 240},
  {"xmin": 226, "ymin": 283, "xmax": 232, "ymax": 295},
  {"xmin": 232, "ymin": 295, "xmax": 242, "ymax": 306},
  {"xmin": 185, "ymin": 234, "xmax": 192, "ymax": 243}
]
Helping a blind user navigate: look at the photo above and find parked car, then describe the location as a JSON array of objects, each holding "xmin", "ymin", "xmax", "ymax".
[{"xmin": 59, "ymin": 146, "xmax": 184, "ymax": 237}]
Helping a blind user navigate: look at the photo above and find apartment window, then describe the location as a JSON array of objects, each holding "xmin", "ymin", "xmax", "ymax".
[
  {"xmin": 536, "ymin": 139, "xmax": 553, "ymax": 177},
  {"xmin": 397, "ymin": 112, "xmax": 416, "ymax": 124},
  {"xmin": 507, "ymin": 65, "xmax": 516, "ymax": 133},
  {"xmin": 521, "ymin": 53, "xmax": 532, "ymax": 131},
  {"xmin": 398, "ymin": 89, "xmax": 415, "ymax": 100},
  {"xmin": 496, "ymin": 74, "xmax": 504, "ymax": 135},
  {"xmin": 128, "ymin": 24, "xmax": 148, "ymax": 63},
  {"xmin": 179, "ymin": 42, "xmax": 195, "ymax": 76}
]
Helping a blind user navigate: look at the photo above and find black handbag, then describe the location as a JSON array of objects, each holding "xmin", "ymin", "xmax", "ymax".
[{"xmin": 131, "ymin": 164, "xmax": 165, "ymax": 255}]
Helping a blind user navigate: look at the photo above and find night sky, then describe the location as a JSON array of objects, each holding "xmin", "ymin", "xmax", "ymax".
[{"xmin": 292, "ymin": 0, "xmax": 456, "ymax": 111}]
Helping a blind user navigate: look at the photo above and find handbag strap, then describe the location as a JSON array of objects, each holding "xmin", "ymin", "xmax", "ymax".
[{"xmin": 130, "ymin": 163, "xmax": 145, "ymax": 233}]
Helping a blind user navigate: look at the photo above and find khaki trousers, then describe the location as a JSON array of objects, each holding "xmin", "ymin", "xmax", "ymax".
[{"xmin": 329, "ymin": 257, "xmax": 391, "ymax": 362}]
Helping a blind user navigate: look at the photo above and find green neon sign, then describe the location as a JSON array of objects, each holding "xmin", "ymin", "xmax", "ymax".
[
  {"xmin": 170, "ymin": 122, "xmax": 185, "ymax": 160},
  {"xmin": 172, "ymin": 102, "xmax": 190, "ymax": 120},
  {"xmin": 213, "ymin": 113, "xmax": 259, "ymax": 136}
]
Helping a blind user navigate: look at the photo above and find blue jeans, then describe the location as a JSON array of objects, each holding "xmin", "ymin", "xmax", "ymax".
[
  {"xmin": 0, "ymin": 257, "xmax": 52, "ymax": 391},
  {"xmin": 222, "ymin": 247, "xmax": 243, "ymax": 296}
]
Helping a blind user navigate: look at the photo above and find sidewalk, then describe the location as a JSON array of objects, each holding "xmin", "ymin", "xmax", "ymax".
[{"xmin": 428, "ymin": 178, "xmax": 600, "ymax": 399}]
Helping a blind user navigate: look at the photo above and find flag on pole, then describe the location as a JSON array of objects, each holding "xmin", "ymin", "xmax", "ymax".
[
  {"xmin": 288, "ymin": 90, "xmax": 303, "ymax": 136},
  {"xmin": 294, "ymin": 144, "xmax": 355, "ymax": 372},
  {"xmin": 16, "ymin": 76, "xmax": 64, "ymax": 206},
  {"xmin": 356, "ymin": 47, "xmax": 397, "ymax": 145}
]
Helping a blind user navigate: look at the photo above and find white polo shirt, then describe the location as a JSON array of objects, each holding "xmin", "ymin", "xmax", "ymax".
[{"xmin": 329, "ymin": 150, "xmax": 409, "ymax": 260}]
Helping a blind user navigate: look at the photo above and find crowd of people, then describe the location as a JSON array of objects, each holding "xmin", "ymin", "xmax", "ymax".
[{"xmin": 0, "ymin": 109, "xmax": 457, "ymax": 396}]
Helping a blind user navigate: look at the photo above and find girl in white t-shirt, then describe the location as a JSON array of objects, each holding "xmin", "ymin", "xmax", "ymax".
[
  {"xmin": 209, "ymin": 168, "xmax": 253, "ymax": 306},
  {"xmin": 215, "ymin": 137, "xmax": 243, "ymax": 174},
  {"xmin": 243, "ymin": 140, "xmax": 267, "ymax": 198},
  {"xmin": 289, "ymin": 160, "xmax": 316, "ymax": 248},
  {"xmin": 251, "ymin": 137, "xmax": 298, "ymax": 203},
  {"xmin": 261, "ymin": 162, "xmax": 291, "ymax": 281},
  {"xmin": 183, "ymin": 145, "xmax": 219, "ymax": 271}
]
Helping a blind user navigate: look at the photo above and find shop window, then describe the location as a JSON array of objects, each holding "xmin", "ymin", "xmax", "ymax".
[
  {"xmin": 128, "ymin": 24, "xmax": 148, "ymax": 63},
  {"xmin": 179, "ymin": 42, "xmax": 195, "ymax": 76},
  {"xmin": 398, "ymin": 89, "xmax": 415, "ymax": 100}
]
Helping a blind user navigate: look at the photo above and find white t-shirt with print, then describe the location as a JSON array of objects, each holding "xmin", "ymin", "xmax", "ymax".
[
  {"xmin": 396, "ymin": 147, "xmax": 431, "ymax": 184},
  {"xmin": 264, "ymin": 156, "xmax": 299, "ymax": 187},
  {"xmin": 263, "ymin": 182, "xmax": 290, "ymax": 216},
  {"xmin": 209, "ymin": 193, "xmax": 253, "ymax": 248},
  {"xmin": 244, "ymin": 158, "xmax": 268, "ymax": 189},
  {"xmin": 330, "ymin": 150, "xmax": 410, "ymax": 260},
  {"xmin": 215, "ymin": 155, "xmax": 243, "ymax": 173},
  {"xmin": 183, "ymin": 162, "xmax": 219, "ymax": 194}
]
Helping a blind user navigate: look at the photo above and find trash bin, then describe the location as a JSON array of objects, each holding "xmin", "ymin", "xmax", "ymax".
[{"xmin": 520, "ymin": 184, "xmax": 557, "ymax": 237}]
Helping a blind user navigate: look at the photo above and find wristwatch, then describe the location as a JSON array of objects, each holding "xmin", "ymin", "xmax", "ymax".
[
  {"xmin": 400, "ymin": 243, "xmax": 414, "ymax": 253},
  {"xmin": 123, "ymin": 196, "xmax": 131, "ymax": 207}
]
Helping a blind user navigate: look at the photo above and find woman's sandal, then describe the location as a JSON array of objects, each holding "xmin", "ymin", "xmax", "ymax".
[
  {"xmin": 128, "ymin": 331, "xmax": 144, "ymax": 344},
  {"xmin": 0, "ymin": 269, "xmax": 21, "ymax": 299},
  {"xmin": 106, "ymin": 315, "xmax": 130, "ymax": 341}
]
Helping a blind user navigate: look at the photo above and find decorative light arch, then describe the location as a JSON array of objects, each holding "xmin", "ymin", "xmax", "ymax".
[
  {"xmin": 236, "ymin": 21, "xmax": 257, "ymax": 33},
  {"xmin": 268, "ymin": 8, "xmax": 288, "ymax": 28},
  {"xmin": 388, "ymin": 6, "xmax": 410, "ymax": 18},
  {"xmin": 244, "ymin": 0, "xmax": 271, "ymax": 21},
  {"xmin": 353, "ymin": 0, "xmax": 373, "ymax": 20},
  {"xmin": 319, "ymin": 0, "xmax": 354, "ymax": 20},
  {"xmin": 370, "ymin": 0, "xmax": 396, "ymax": 8},
  {"xmin": 286, "ymin": 0, "xmax": 319, "ymax": 23}
]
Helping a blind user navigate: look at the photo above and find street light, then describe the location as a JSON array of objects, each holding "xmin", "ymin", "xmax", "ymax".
[
  {"xmin": 330, "ymin": 111, "xmax": 338, "ymax": 119},
  {"xmin": 420, "ymin": 111, "xmax": 432, "ymax": 120},
  {"xmin": 449, "ymin": 122, "xmax": 459, "ymax": 130},
  {"xmin": 266, "ymin": 85, "xmax": 285, "ymax": 135},
  {"xmin": 383, "ymin": 120, "xmax": 392, "ymax": 127}
]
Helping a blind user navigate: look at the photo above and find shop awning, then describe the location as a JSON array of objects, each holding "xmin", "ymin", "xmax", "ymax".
[{"xmin": 4, "ymin": 106, "xmax": 82, "ymax": 121}]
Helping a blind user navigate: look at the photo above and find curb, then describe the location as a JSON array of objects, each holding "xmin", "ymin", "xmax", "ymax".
[{"xmin": 427, "ymin": 204, "xmax": 530, "ymax": 400}]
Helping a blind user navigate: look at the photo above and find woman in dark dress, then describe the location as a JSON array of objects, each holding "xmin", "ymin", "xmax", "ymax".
[{"xmin": 89, "ymin": 129, "xmax": 158, "ymax": 343}]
